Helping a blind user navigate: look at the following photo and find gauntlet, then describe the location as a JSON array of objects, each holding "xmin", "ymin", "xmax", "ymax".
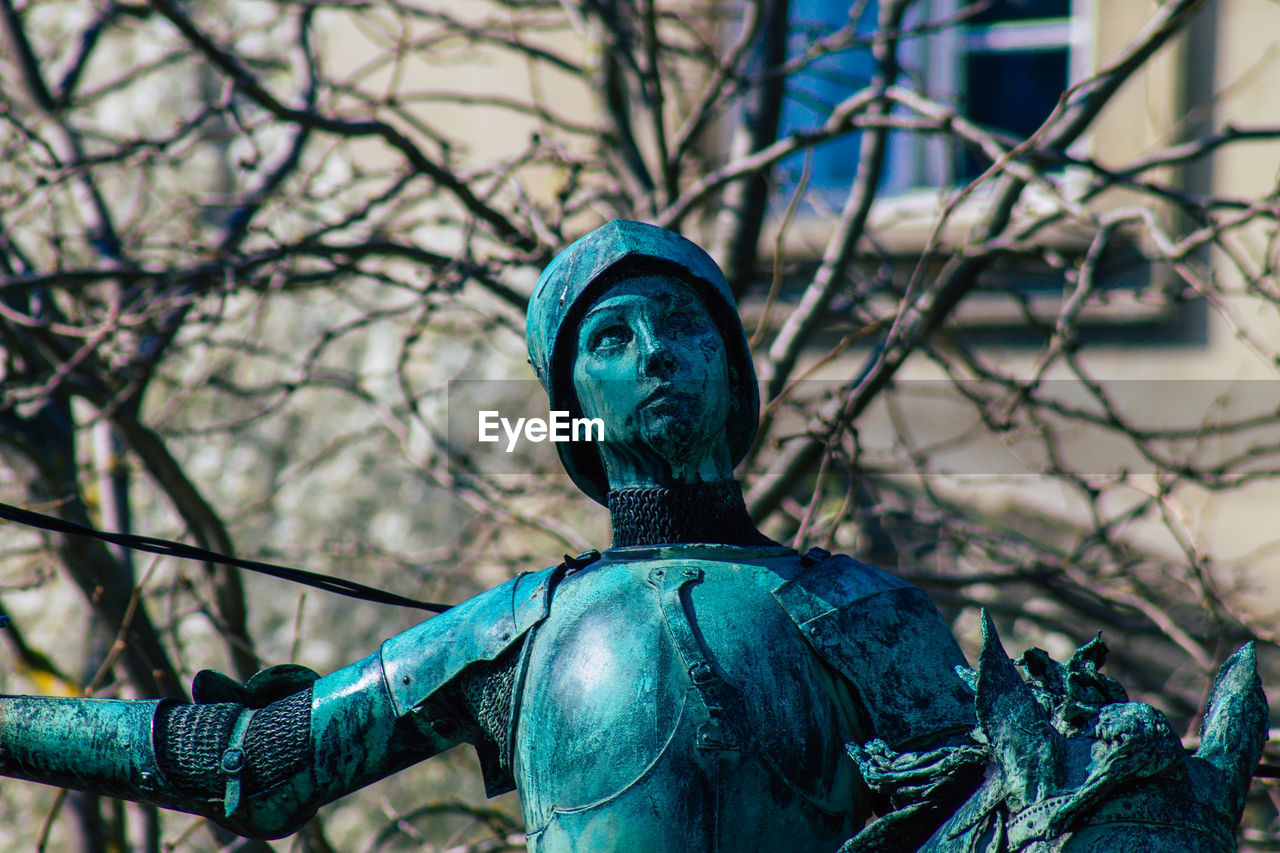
[{"xmin": 0, "ymin": 653, "xmax": 446, "ymax": 839}]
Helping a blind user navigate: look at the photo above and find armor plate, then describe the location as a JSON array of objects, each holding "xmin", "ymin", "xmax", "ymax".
[{"xmin": 513, "ymin": 545, "xmax": 870, "ymax": 853}]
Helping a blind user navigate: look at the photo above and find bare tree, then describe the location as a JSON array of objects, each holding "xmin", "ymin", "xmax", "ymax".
[{"xmin": 1, "ymin": 0, "xmax": 1278, "ymax": 849}]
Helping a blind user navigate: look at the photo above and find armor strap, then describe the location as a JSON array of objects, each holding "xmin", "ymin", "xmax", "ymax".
[
  {"xmin": 647, "ymin": 564, "xmax": 743, "ymax": 751},
  {"xmin": 220, "ymin": 706, "xmax": 257, "ymax": 817}
]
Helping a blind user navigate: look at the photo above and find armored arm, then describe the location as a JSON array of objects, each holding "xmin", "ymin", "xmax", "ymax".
[
  {"xmin": 0, "ymin": 651, "xmax": 451, "ymax": 839},
  {"xmin": 0, "ymin": 565, "xmax": 562, "ymax": 839}
]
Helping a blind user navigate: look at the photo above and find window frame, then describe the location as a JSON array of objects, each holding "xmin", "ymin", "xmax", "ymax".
[
  {"xmin": 775, "ymin": 0, "xmax": 1091, "ymax": 203},
  {"xmin": 760, "ymin": 0, "xmax": 1186, "ymax": 334}
]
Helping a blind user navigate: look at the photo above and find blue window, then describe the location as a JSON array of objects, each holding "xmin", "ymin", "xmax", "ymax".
[
  {"xmin": 776, "ymin": 0, "xmax": 1075, "ymax": 203},
  {"xmin": 778, "ymin": 0, "xmax": 880, "ymax": 196},
  {"xmin": 961, "ymin": 0, "xmax": 1071, "ymax": 180}
]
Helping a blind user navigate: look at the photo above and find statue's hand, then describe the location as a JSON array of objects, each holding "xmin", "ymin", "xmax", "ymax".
[
  {"xmin": 1042, "ymin": 700, "xmax": 1186, "ymax": 839},
  {"xmin": 1083, "ymin": 700, "xmax": 1183, "ymax": 782},
  {"xmin": 850, "ymin": 738, "xmax": 987, "ymax": 806},
  {"xmin": 1091, "ymin": 700, "xmax": 1163, "ymax": 742},
  {"xmin": 842, "ymin": 738, "xmax": 988, "ymax": 853}
]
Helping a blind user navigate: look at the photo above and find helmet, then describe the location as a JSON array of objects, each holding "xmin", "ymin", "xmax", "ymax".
[{"xmin": 526, "ymin": 220, "xmax": 759, "ymax": 505}]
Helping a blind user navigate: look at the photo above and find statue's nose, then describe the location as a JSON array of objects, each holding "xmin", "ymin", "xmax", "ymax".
[{"xmin": 638, "ymin": 325, "xmax": 677, "ymax": 377}]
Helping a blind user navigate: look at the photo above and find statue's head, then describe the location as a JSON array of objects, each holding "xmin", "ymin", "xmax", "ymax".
[{"xmin": 527, "ymin": 220, "xmax": 758, "ymax": 504}]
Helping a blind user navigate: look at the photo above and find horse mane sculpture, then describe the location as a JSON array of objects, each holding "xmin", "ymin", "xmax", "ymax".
[{"xmin": 847, "ymin": 611, "xmax": 1268, "ymax": 853}]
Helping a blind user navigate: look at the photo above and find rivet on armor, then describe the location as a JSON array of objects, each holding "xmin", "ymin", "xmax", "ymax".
[
  {"xmin": 689, "ymin": 662, "xmax": 713, "ymax": 684},
  {"xmin": 802, "ymin": 547, "xmax": 832, "ymax": 565},
  {"xmin": 220, "ymin": 748, "xmax": 245, "ymax": 774}
]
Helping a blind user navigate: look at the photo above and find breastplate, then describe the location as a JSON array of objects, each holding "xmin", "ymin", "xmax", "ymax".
[{"xmin": 512, "ymin": 545, "xmax": 868, "ymax": 853}]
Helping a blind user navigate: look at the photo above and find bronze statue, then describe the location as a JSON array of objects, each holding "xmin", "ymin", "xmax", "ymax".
[{"xmin": 0, "ymin": 220, "xmax": 1266, "ymax": 852}]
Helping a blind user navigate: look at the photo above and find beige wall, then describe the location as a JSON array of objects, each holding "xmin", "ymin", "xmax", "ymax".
[{"xmin": 316, "ymin": 1, "xmax": 597, "ymax": 200}]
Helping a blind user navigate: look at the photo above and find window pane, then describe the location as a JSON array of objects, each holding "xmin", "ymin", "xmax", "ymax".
[
  {"xmin": 961, "ymin": 47, "xmax": 1068, "ymax": 179},
  {"xmin": 777, "ymin": 0, "xmax": 879, "ymax": 200},
  {"xmin": 770, "ymin": 0, "xmax": 1073, "ymax": 198}
]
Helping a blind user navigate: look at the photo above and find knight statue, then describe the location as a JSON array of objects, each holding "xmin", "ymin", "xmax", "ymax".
[{"xmin": 0, "ymin": 220, "xmax": 1267, "ymax": 851}]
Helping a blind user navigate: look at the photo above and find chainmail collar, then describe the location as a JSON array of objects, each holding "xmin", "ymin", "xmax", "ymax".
[{"xmin": 607, "ymin": 480, "xmax": 777, "ymax": 548}]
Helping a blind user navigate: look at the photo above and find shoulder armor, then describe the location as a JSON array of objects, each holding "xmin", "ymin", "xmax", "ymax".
[
  {"xmin": 772, "ymin": 553, "xmax": 975, "ymax": 748},
  {"xmin": 382, "ymin": 566, "xmax": 563, "ymax": 717}
]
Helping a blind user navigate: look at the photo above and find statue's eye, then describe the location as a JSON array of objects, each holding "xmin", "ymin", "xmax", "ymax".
[
  {"xmin": 665, "ymin": 312, "xmax": 700, "ymax": 336},
  {"xmin": 590, "ymin": 324, "xmax": 631, "ymax": 351}
]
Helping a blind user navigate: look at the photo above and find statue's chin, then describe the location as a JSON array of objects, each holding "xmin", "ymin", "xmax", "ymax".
[
  {"xmin": 636, "ymin": 395, "xmax": 724, "ymax": 449},
  {"xmin": 636, "ymin": 418, "xmax": 711, "ymax": 469},
  {"xmin": 600, "ymin": 405, "xmax": 728, "ymax": 484}
]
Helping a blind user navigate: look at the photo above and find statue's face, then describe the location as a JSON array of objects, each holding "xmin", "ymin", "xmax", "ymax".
[{"xmin": 571, "ymin": 275, "xmax": 734, "ymax": 487}]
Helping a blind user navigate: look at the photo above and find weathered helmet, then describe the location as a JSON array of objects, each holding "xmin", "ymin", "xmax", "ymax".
[{"xmin": 526, "ymin": 219, "xmax": 759, "ymax": 505}]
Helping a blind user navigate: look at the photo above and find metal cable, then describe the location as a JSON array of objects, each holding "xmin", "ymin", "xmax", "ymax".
[{"xmin": 0, "ymin": 500, "xmax": 451, "ymax": 613}]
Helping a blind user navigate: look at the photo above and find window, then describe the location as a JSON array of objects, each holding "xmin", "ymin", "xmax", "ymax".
[
  {"xmin": 764, "ymin": 1, "xmax": 1188, "ymax": 338},
  {"xmin": 779, "ymin": 0, "xmax": 879, "ymax": 195},
  {"xmin": 960, "ymin": 0, "xmax": 1074, "ymax": 180},
  {"xmin": 776, "ymin": 0, "xmax": 1083, "ymax": 205}
]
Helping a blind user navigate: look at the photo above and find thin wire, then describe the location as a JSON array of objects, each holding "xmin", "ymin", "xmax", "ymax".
[{"xmin": 0, "ymin": 501, "xmax": 451, "ymax": 613}]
